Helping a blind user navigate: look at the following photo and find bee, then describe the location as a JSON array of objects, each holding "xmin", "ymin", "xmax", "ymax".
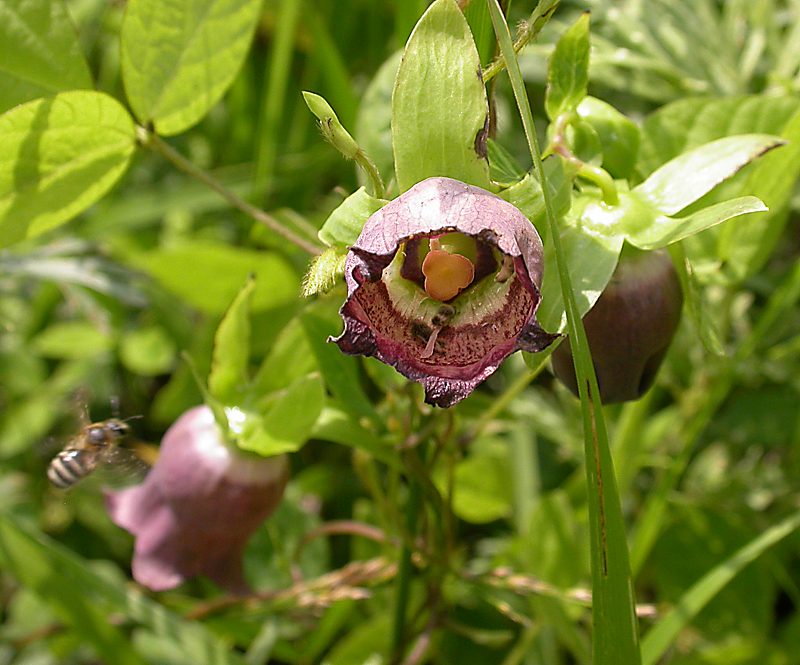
[{"xmin": 47, "ymin": 417, "xmax": 149, "ymax": 490}]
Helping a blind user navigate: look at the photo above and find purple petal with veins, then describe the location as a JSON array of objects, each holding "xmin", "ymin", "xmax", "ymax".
[{"xmin": 332, "ymin": 177, "xmax": 557, "ymax": 407}]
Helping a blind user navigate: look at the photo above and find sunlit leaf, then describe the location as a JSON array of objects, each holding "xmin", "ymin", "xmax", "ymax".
[
  {"xmin": 634, "ymin": 134, "xmax": 783, "ymax": 215},
  {"xmin": 392, "ymin": 0, "xmax": 491, "ymax": 192},
  {"xmin": 628, "ymin": 196, "xmax": 767, "ymax": 250},
  {"xmin": 0, "ymin": 0, "xmax": 92, "ymax": 113},
  {"xmin": 0, "ymin": 91, "xmax": 135, "ymax": 247},
  {"xmin": 121, "ymin": 0, "xmax": 263, "ymax": 135},
  {"xmin": 545, "ymin": 12, "xmax": 590, "ymax": 120},
  {"xmin": 238, "ymin": 374, "xmax": 325, "ymax": 456}
]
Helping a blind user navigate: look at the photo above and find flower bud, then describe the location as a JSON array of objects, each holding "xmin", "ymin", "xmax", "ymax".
[
  {"xmin": 106, "ymin": 406, "xmax": 289, "ymax": 593},
  {"xmin": 332, "ymin": 176, "xmax": 557, "ymax": 407},
  {"xmin": 551, "ymin": 249, "xmax": 683, "ymax": 403}
]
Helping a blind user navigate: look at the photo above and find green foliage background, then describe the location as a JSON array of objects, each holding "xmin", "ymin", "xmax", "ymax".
[{"xmin": 1, "ymin": 0, "xmax": 800, "ymax": 664}]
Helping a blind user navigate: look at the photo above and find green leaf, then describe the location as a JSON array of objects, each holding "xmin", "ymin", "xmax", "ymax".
[
  {"xmin": 536, "ymin": 193, "xmax": 626, "ymax": 332},
  {"xmin": 488, "ymin": 139, "xmax": 527, "ymax": 186},
  {"xmin": 300, "ymin": 311, "xmax": 378, "ymax": 424},
  {"xmin": 209, "ymin": 277, "xmax": 254, "ymax": 404},
  {"xmin": 627, "ymin": 196, "xmax": 767, "ymax": 250},
  {"xmin": 634, "ymin": 134, "xmax": 784, "ymax": 215},
  {"xmin": 31, "ymin": 321, "xmax": 114, "ymax": 360},
  {"xmin": 0, "ymin": 0, "xmax": 93, "ymax": 113},
  {"xmin": 448, "ymin": 439, "xmax": 513, "ymax": 524},
  {"xmin": 238, "ymin": 373, "xmax": 325, "ymax": 456},
  {"xmin": 545, "ymin": 13, "xmax": 590, "ymax": 121},
  {"xmin": 640, "ymin": 96, "xmax": 800, "ymax": 281},
  {"xmin": 121, "ymin": 0, "xmax": 262, "ymax": 135},
  {"xmin": 576, "ymin": 96, "xmax": 640, "ymax": 179},
  {"xmin": 0, "ymin": 91, "xmax": 135, "ymax": 247},
  {"xmin": 124, "ymin": 241, "xmax": 298, "ymax": 315},
  {"xmin": 311, "ymin": 407, "xmax": 397, "ymax": 468},
  {"xmin": 392, "ymin": 0, "xmax": 491, "ymax": 192},
  {"xmin": 252, "ymin": 317, "xmax": 317, "ymax": 395},
  {"xmin": 641, "ymin": 511, "xmax": 800, "ymax": 665},
  {"xmin": 0, "ymin": 514, "xmax": 248, "ymax": 665},
  {"xmin": 318, "ymin": 187, "xmax": 387, "ymax": 247},
  {"xmin": 119, "ymin": 326, "xmax": 177, "ymax": 376},
  {"xmin": 717, "ymin": 109, "xmax": 800, "ymax": 280}
]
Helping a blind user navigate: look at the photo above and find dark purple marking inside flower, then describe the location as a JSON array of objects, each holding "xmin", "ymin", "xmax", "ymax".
[
  {"xmin": 106, "ymin": 406, "xmax": 288, "ymax": 593},
  {"xmin": 332, "ymin": 176, "xmax": 557, "ymax": 407}
]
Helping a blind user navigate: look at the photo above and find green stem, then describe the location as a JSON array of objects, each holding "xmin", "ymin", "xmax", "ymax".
[
  {"xmin": 137, "ymin": 128, "xmax": 322, "ymax": 256},
  {"xmin": 355, "ymin": 149, "xmax": 387, "ymax": 199}
]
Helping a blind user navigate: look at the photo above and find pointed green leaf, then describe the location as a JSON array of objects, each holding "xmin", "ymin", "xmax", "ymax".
[
  {"xmin": 392, "ymin": 0, "xmax": 491, "ymax": 192},
  {"xmin": 209, "ymin": 277, "xmax": 255, "ymax": 404},
  {"xmin": 634, "ymin": 134, "xmax": 783, "ymax": 215},
  {"xmin": 0, "ymin": 0, "xmax": 93, "ymax": 113},
  {"xmin": 639, "ymin": 96, "xmax": 800, "ymax": 281},
  {"xmin": 318, "ymin": 187, "xmax": 387, "ymax": 247},
  {"xmin": 628, "ymin": 196, "xmax": 767, "ymax": 250},
  {"xmin": 121, "ymin": 0, "xmax": 262, "ymax": 135},
  {"xmin": 237, "ymin": 373, "xmax": 325, "ymax": 456},
  {"xmin": 0, "ymin": 91, "xmax": 135, "ymax": 247},
  {"xmin": 545, "ymin": 12, "xmax": 590, "ymax": 120}
]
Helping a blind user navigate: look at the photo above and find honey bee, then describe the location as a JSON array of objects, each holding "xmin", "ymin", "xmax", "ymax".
[{"xmin": 47, "ymin": 417, "xmax": 149, "ymax": 490}]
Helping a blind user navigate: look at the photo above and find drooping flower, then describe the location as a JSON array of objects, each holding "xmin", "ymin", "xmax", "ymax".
[
  {"xmin": 333, "ymin": 176, "xmax": 557, "ymax": 407},
  {"xmin": 551, "ymin": 248, "xmax": 683, "ymax": 403},
  {"xmin": 106, "ymin": 406, "xmax": 289, "ymax": 593}
]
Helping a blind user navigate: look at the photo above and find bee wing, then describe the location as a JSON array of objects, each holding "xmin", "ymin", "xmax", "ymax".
[{"xmin": 95, "ymin": 446, "xmax": 151, "ymax": 488}]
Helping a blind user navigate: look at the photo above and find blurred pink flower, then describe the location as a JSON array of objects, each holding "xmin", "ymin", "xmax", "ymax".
[
  {"xmin": 333, "ymin": 176, "xmax": 556, "ymax": 407},
  {"xmin": 107, "ymin": 405, "xmax": 288, "ymax": 593}
]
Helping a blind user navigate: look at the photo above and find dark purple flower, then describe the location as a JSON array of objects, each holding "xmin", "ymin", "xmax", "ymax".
[
  {"xmin": 551, "ymin": 249, "xmax": 683, "ymax": 403},
  {"xmin": 333, "ymin": 176, "xmax": 556, "ymax": 407},
  {"xmin": 106, "ymin": 406, "xmax": 289, "ymax": 593}
]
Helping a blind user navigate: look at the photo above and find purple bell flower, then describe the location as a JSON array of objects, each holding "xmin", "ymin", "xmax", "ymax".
[
  {"xmin": 333, "ymin": 176, "xmax": 556, "ymax": 407},
  {"xmin": 106, "ymin": 406, "xmax": 289, "ymax": 593}
]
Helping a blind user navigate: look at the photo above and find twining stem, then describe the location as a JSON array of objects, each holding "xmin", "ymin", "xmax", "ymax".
[
  {"xmin": 482, "ymin": 0, "xmax": 561, "ymax": 82},
  {"xmin": 136, "ymin": 127, "xmax": 322, "ymax": 256}
]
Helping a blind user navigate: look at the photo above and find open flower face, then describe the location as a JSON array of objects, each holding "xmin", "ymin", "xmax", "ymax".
[
  {"xmin": 106, "ymin": 406, "xmax": 289, "ymax": 593},
  {"xmin": 333, "ymin": 177, "xmax": 557, "ymax": 407}
]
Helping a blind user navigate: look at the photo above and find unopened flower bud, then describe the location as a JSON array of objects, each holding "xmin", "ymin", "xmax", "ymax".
[{"xmin": 551, "ymin": 249, "xmax": 683, "ymax": 403}]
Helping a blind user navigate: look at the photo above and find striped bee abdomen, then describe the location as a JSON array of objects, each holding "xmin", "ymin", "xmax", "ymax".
[{"xmin": 48, "ymin": 449, "xmax": 97, "ymax": 489}]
